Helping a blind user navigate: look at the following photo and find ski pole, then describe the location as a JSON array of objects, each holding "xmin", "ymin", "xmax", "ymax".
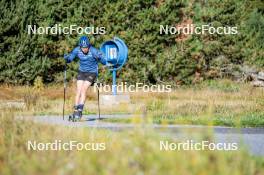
[
  {"xmin": 63, "ymin": 63, "xmax": 67, "ymax": 120},
  {"xmin": 97, "ymin": 81, "xmax": 101, "ymax": 119}
]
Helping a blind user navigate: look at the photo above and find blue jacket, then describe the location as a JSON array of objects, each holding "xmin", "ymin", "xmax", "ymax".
[{"xmin": 65, "ymin": 46, "xmax": 106, "ymax": 75}]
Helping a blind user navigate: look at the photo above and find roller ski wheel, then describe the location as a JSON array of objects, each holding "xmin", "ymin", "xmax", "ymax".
[{"xmin": 68, "ymin": 115, "xmax": 80, "ymax": 122}]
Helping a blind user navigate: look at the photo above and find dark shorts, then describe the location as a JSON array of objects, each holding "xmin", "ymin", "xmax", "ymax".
[{"xmin": 76, "ymin": 71, "xmax": 97, "ymax": 84}]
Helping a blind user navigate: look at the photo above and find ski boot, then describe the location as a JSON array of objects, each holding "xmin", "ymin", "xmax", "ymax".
[
  {"xmin": 69, "ymin": 106, "xmax": 81, "ymax": 122},
  {"xmin": 77, "ymin": 104, "xmax": 84, "ymax": 121},
  {"xmin": 68, "ymin": 104, "xmax": 84, "ymax": 122},
  {"xmin": 72, "ymin": 109, "xmax": 81, "ymax": 122}
]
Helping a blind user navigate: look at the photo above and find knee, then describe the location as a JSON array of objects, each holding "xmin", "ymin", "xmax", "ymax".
[
  {"xmin": 81, "ymin": 88, "xmax": 87, "ymax": 95},
  {"xmin": 76, "ymin": 89, "xmax": 82, "ymax": 97}
]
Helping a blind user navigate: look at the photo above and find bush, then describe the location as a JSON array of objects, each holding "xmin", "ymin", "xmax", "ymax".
[{"xmin": 0, "ymin": 0, "xmax": 263, "ymax": 85}]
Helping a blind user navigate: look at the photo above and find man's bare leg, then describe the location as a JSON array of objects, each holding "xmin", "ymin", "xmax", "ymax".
[
  {"xmin": 75, "ymin": 80, "xmax": 84, "ymax": 106},
  {"xmin": 79, "ymin": 81, "xmax": 92, "ymax": 104},
  {"xmin": 71, "ymin": 80, "xmax": 84, "ymax": 120},
  {"xmin": 73, "ymin": 80, "xmax": 91, "ymax": 119}
]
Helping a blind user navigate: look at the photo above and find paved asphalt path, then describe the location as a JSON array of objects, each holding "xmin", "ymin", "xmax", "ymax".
[{"xmin": 18, "ymin": 114, "xmax": 264, "ymax": 156}]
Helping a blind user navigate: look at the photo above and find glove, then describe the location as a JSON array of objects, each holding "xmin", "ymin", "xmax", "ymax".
[{"xmin": 106, "ymin": 62, "xmax": 113, "ymax": 67}]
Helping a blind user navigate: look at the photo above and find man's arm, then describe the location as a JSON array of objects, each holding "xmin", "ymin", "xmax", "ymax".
[
  {"xmin": 91, "ymin": 47, "xmax": 107, "ymax": 65},
  {"xmin": 64, "ymin": 47, "xmax": 79, "ymax": 63}
]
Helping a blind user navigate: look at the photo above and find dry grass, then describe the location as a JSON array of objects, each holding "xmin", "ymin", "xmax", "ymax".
[
  {"xmin": 0, "ymin": 80, "xmax": 264, "ymax": 174},
  {"xmin": 0, "ymin": 111, "xmax": 264, "ymax": 175},
  {"xmin": 0, "ymin": 79, "xmax": 263, "ymax": 126}
]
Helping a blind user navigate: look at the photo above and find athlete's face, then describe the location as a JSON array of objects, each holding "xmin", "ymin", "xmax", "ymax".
[{"xmin": 81, "ymin": 47, "xmax": 89, "ymax": 54}]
